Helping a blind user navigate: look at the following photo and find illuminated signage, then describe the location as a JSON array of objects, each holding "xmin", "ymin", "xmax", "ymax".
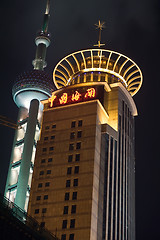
[
  {"xmin": 59, "ymin": 93, "xmax": 68, "ymax": 104},
  {"xmin": 85, "ymin": 88, "xmax": 95, "ymax": 98},
  {"xmin": 49, "ymin": 88, "xmax": 96, "ymax": 108},
  {"xmin": 72, "ymin": 91, "xmax": 81, "ymax": 101},
  {"xmin": 49, "ymin": 95, "xmax": 57, "ymax": 107}
]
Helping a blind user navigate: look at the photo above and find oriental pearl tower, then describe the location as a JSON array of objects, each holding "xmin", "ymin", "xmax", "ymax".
[{"xmin": 5, "ymin": 0, "xmax": 55, "ymax": 211}]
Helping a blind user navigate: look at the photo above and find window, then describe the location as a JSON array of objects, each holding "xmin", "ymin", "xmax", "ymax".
[
  {"xmin": 78, "ymin": 120, "xmax": 83, "ymax": 127},
  {"xmin": 40, "ymin": 222, "xmax": 45, "ymax": 228},
  {"xmin": 44, "ymin": 195, "xmax": 48, "ymax": 200},
  {"xmin": 70, "ymin": 219, "xmax": 75, "ymax": 228},
  {"xmin": 48, "ymin": 158, "xmax": 53, "ymax": 162},
  {"xmin": 50, "ymin": 135, "xmax": 55, "ymax": 140},
  {"xmin": 47, "ymin": 170, "xmax": 51, "ymax": 174},
  {"xmin": 39, "ymin": 171, "xmax": 44, "ymax": 176},
  {"xmin": 66, "ymin": 180, "xmax": 71, "ymax": 188},
  {"xmin": 69, "ymin": 234, "xmax": 74, "ymax": 240},
  {"xmin": 71, "ymin": 121, "xmax": 76, "ymax": 128},
  {"xmin": 61, "ymin": 234, "xmax": 66, "ymax": 240},
  {"xmin": 45, "ymin": 126, "xmax": 49, "ymax": 130},
  {"xmin": 44, "ymin": 136, "xmax": 48, "ymax": 141},
  {"xmin": 69, "ymin": 144, "xmax": 74, "ymax": 151},
  {"xmin": 72, "ymin": 192, "xmax": 77, "ymax": 200},
  {"xmin": 35, "ymin": 209, "xmax": 39, "ymax": 214},
  {"xmin": 36, "ymin": 196, "xmax": 41, "ymax": 201},
  {"xmin": 63, "ymin": 206, "xmax": 68, "ymax": 215},
  {"xmin": 41, "ymin": 159, "xmax": 46, "ymax": 163},
  {"xmin": 45, "ymin": 182, "xmax": 50, "ymax": 187},
  {"xmin": 75, "ymin": 154, "xmax": 80, "ymax": 162},
  {"xmin": 71, "ymin": 205, "xmax": 76, "ymax": 214},
  {"xmin": 74, "ymin": 166, "xmax": 79, "ymax": 174},
  {"xmin": 49, "ymin": 146, "xmax": 54, "ymax": 151},
  {"xmin": 62, "ymin": 220, "xmax": 67, "ymax": 229},
  {"xmin": 70, "ymin": 132, "xmax": 75, "ymax": 139},
  {"xmin": 38, "ymin": 183, "xmax": 42, "ymax": 188},
  {"xmin": 76, "ymin": 142, "xmax": 81, "ymax": 149},
  {"xmin": 77, "ymin": 131, "xmax": 82, "ymax": 138},
  {"xmin": 65, "ymin": 192, "xmax": 70, "ymax": 201},
  {"xmin": 52, "ymin": 124, "xmax": 56, "ymax": 129},
  {"xmin": 73, "ymin": 179, "xmax": 78, "ymax": 187},
  {"xmin": 42, "ymin": 148, "xmax": 47, "ymax": 152},
  {"xmin": 67, "ymin": 167, "xmax": 72, "ymax": 175},
  {"xmin": 68, "ymin": 155, "xmax": 73, "ymax": 162},
  {"xmin": 42, "ymin": 208, "xmax": 47, "ymax": 213}
]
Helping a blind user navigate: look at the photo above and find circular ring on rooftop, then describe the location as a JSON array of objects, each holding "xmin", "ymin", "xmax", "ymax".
[{"xmin": 53, "ymin": 49, "xmax": 143, "ymax": 96}]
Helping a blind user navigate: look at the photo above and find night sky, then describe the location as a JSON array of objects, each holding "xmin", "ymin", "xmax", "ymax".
[{"xmin": 0, "ymin": 0, "xmax": 159, "ymax": 239}]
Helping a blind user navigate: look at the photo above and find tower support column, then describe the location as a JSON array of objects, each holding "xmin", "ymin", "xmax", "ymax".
[
  {"xmin": 15, "ymin": 99, "xmax": 39, "ymax": 210},
  {"xmin": 4, "ymin": 107, "xmax": 28, "ymax": 198}
]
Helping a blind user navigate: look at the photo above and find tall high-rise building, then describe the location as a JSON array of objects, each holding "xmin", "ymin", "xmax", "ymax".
[
  {"xmin": 4, "ymin": 0, "xmax": 55, "ymax": 211},
  {"xmin": 27, "ymin": 45, "xmax": 142, "ymax": 240}
]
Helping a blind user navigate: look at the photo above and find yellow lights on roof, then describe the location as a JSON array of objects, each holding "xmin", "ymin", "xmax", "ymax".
[{"xmin": 53, "ymin": 49, "xmax": 143, "ymax": 96}]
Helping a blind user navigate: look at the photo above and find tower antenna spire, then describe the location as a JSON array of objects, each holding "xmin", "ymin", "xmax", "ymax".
[
  {"xmin": 42, "ymin": 0, "xmax": 51, "ymax": 33},
  {"xmin": 94, "ymin": 20, "xmax": 105, "ymax": 48},
  {"xmin": 32, "ymin": 0, "xmax": 51, "ymax": 70},
  {"xmin": 45, "ymin": 0, "xmax": 50, "ymax": 14}
]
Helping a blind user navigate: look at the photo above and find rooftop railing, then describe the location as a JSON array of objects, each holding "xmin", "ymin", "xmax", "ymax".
[{"xmin": 0, "ymin": 193, "xmax": 59, "ymax": 240}]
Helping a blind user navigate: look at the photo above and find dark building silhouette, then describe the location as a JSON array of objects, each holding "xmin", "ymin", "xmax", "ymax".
[{"xmin": 0, "ymin": 194, "xmax": 58, "ymax": 240}]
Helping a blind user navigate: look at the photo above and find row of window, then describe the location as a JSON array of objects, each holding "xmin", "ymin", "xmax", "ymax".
[
  {"xmin": 43, "ymin": 131, "xmax": 82, "ymax": 142},
  {"xmin": 35, "ymin": 206, "xmax": 76, "ymax": 215},
  {"xmin": 41, "ymin": 158, "xmax": 53, "ymax": 163},
  {"xmin": 65, "ymin": 192, "xmax": 77, "ymax": 201},
  {"xmin": 42, "ymin": 146, "xmax": 54, "ymax": 152},
  {"xmin": 63, "ymin": 205, "xmax": 76, "ymax": 214},
  {"xmin": 62, "ymin": 219, "xmax": 75, "ymax": 229},
  {"xmin": 70, "ymin": 131, "xmax": 82, "ymax": 139},
  {"xmin": 61, "ymin": 233, "xmax": 74, "ymax": 240},
  {"xmin": 40, "ymin": 154, "xmax": 80, "ymax": 165},
  {"xmin": 67, "ymin": 166, "xmax": 79, "ymax": 175},
  {"xmin": 66, "ymin": 179, "xmax": 78, "ymax": 187},
  {"xmin": 39, "ymin": 166, "xmax": 79, "ymax": 176},
  {"xmin": 69, "ymin": 142, "xmax": 81, "ymax": 151},
  {"xmin": 38, "ymin": 179, "xmax": 78, "ymax": 189},
  {"xmin": 38, "ymin": 182, "xmax": 50, "ymax": 188},
  {"xmin": 35, "ymin": 208, "xmax": 47, "ymax": 214},
  {"xmin": 37, "ymin": 185, "xmax": 78, "ymax": 201},
  {"xmin": 44, "ymin": 135, "xmax": 55, "ymax": 141},
  {"xmin": 71, "ymin": 120, "xmax": 82, "ymax": 128},
  {"xmin": 44, "ymin": 119, "xmax": 83, "ymax": 132},
  {"xmin": 36, "ymin": 195, "xmax": 48, "ymax": 200},
  {"xmin": 42, "ymin": 142, "xmax": 81, "ymax": 153},
  {"xmin": 45, "ymin": 124, "xmax": 56, "ymax": 130},
  {"xmin": 37, "ymin": 191, "xmax": 77, "ymax": 202},
  {"xmin": 68, "ymin": 154, "xmax": 80, "ymax": 162},
  {"xmin": 39, "ymin": 170, "xmax": 51, "ymax": 176}
]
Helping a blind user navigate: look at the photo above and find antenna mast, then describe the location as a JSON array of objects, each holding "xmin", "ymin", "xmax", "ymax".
[
  {"xmin": 32, "ymin": 0, "xmax": 51, "ymax": 70},
  {"xmin": 94, "ymin": 20, "xmax": 105, "ymax": 48}
]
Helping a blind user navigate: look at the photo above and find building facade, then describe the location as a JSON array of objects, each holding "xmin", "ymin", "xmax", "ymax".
[{"xmin": 28, "ymin": 49, "xmax": 142, "ymax": 240}]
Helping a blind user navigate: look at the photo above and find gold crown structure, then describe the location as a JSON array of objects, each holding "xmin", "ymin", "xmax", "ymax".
[{"xmin": 53, "ymin": 49, "xmax": 142, "ymax": 96}]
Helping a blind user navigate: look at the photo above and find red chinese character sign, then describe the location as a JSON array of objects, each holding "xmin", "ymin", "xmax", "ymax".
[
  {"xmin": 59, "ymin": 93, "xmax": 68, "ymax": 104},
  {"xmin": 49, "ymin": 95, "xmax": 57, "ymax": 107},
  {"xmin": 84, "ymin": 88, "xmax": 96, "ymax": 98},
  {"xmin": 48, "ymin": 87, "xmax": 97, "ymax": 108},
  {"xmin": 72, "ymin": 91, "xmax": 81, "ymax": 101}
]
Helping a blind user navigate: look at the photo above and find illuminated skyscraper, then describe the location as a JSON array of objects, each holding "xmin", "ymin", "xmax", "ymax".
[
  {"xmin": 27, "ymin": 36, "xmax": 142, "ymax": 240},
  {"xmin": 4, "ymin": 0, "xmax": 55, "ymax": 211}
]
